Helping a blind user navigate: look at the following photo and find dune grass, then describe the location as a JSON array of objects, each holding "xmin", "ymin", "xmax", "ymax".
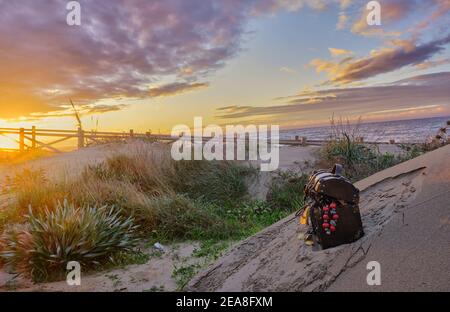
[
  {"xmin": 0, "ymin": 143, "xmax": 301, "ymax": 282},
  {"xmin": 318, "ymin": 117, "xmax": 432, "ymax": 181}
]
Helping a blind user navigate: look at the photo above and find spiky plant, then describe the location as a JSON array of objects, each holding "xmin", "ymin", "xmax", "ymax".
[{"xmin": 0, "ymin": 201, "xmax": 139, "ymax": 282}]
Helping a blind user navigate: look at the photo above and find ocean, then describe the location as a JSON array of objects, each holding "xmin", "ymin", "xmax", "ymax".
[{"xmin": 280, "ymin": 116, "xmax": 450, "ymax": 143}]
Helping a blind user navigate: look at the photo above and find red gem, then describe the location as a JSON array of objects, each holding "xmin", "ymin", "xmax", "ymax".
[
  {"xmin": 330, "ymin": 225, "xmax": 336, "ymax": 232},
  {"xmin": 322, "ymin": 223, "xmax": 330, "ymax": 229},
  {"xmin": 323, "ymin": 206, "xmax": 330, "ymax": 212},
  {"xmin": 323, "ymin": 214, "xmax": 330, "ymax": 220},
  {"xmin": 333, "ymin": 214, "xmax": 339, "ymax": 220},
  {"xmin": 330, "ymin": 202, "xmax": 337, "ymax": 209}
]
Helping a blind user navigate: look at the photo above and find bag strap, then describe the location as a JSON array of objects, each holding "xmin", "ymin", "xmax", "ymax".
[{"xmin": 332, "ymin": 164, "xmax": 343, "ymax": 176}]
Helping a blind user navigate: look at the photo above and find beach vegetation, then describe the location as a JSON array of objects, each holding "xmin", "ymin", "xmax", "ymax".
[
  {"xmin": 318, "ymin": 117, "xmax": 435, "ymax": 181},
  {"xmin": 0, "ymin": 201, "xmax": 138, "ymax": 282},
  {"xmin": 0, "ymin": 143, "xmax": 296, "ymax": 282}
]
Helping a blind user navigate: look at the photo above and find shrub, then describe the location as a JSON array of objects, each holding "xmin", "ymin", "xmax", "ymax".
[
  {"xmin": 1, "ymin": 144, "xmax": 265, "ymax": 280},
  {"xmin": 169, "ymin": 160, "xmax": 257, "ymax": 206},
  {"xmin": 266, "ymin": 170, "xmax": 308, "ymax": 211},
  {"xmin": 84, "ymin": 151, "xmax": 173, "ymax": 197},
  {"xmin": 0, "ymin": 201, "xmax": 138, "ymax": 282},
  {"xmin": 3, "ymin": 169, "xmax": 65, "ymax": 213},
  {"xmin": 151, "ymin": 195, "xmax": 236, "ymax": 241},
  {"xmin": 319, "ymin": 117, "xmax": 408, "ymax": 181}
]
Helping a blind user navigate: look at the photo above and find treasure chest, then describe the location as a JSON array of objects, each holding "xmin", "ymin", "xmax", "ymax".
[{"xmin": 304, "ymin": 164, "xmax": 364, "ymax": 249}]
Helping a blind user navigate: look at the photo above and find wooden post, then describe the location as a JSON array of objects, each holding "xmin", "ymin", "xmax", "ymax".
[
  {"xmin": 78, "ymin": 127, "xmax": 85, "ymax": 149},
  {"xmin": 301, "ymin": 137, "xmax": 307, "ymax": 146},
  {"xmin": 129, "ymin": 129, "xmax": 134, "ymax": 139},
  {"xmin": 19, "ymin": 128, "xmax": 25, "ymax": 152},
  {"xmin": 31, "ymin": 126, "xmax": 36, "ymax": 149}
]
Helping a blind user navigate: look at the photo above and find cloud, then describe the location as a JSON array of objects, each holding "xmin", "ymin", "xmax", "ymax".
[
  {"xmin": 149, "ymin": 82, "xmax": 209, "ymax": 98},
  {"xmin": 339, "ymin": 0, "xmax": 450, "ymax": 38},
  {"xmin": 349, "ymin": 0, "xmax": 417, "ymax": 37},
  {"xmin": 336, "ymin": 13, "xmax": 349, "ymax": 30},
  {"xmin": 216, "ymin": 72, "xmax": 450, "ymax": 124},
  {"xmin": 280, "ymin": 67, "xmax": 298, "ymax": 74},
  {"xmin": 339, "ymin": 0, "xmax": 353, "ymax": 9},
  {"xmin": 12, "ymin": 104, "xmax": 130, "ymax": 122},
  {"xmin": 0, "ymin": 0, "xmax": 315, "ymax": 119},
  {"xmin": 310, "ymin": 35, "xmax": 450, "ymax": 85},
  {"xmin": 411, "ymin": 0, "xmax": 450, "ymax": 31},
  {"xmin": 85, "ymin": 104, "xmax": 129, "ymax": 114},
  {"xmin": 415, "ymin": 58, "xmax": 450, "ymax": 70},
  {"xmin": 250, "ymin": 0, "xmax": 328, "ymax": 14},
  {"xmin": 329, "ymin": 48, "xmax": 354, "ymax": 57}
]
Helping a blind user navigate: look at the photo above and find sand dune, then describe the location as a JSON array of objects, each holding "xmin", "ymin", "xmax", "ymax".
[
  {"xmin": 1, "ymin": 143, "xmax": 448, "ymax": 291},
  {"xmin": 188, "ymin": 144, "xmax": 450, "ymax": 292}
]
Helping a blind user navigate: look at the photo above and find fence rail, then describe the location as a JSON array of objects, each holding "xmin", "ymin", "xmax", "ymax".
[{"xmin": 0, "ymin": 126, "xmax": 415, "ymax": 154}]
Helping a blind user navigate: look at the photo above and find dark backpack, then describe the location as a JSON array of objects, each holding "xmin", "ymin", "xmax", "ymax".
[{"xmin": 304, "ymin": 164, "xmax": 364, "ymax": 249}]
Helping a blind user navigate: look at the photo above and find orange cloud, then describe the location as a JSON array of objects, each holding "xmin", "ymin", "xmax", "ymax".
[
  {"xmin": 416, "ymin": 58, "xmax": 450, "ymax": 70},
  {"xmin": 310, "ymin": 35, "xmax": 450, "ymax": 85},
  {"xmin": 216, "ymin": 72, "xmax": 450, "ymax": 125},
  {"xmin": 149, "ymin": 82, "xmax": 209, "ymax": 98},
  {"xmin": 329, "ymin": 48, "xmax": 354, "ymax": 57},
  {"xmin": 336, "ymin": 13, "xmax": 349, "ymax": 30}
]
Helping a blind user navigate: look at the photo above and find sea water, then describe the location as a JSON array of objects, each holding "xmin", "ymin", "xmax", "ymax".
[{"xmin": 281, "ymin": 116, "xmax": 450, "ymax": 143}]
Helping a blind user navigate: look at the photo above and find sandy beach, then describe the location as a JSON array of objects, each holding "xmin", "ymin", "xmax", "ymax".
[
  {"xmin": 0, "ymin": 142, "xmax": 448, "ymax": 292},
  {"xmin": 188, "ymin": 144, "xmax": 450, "ymax": 292}
]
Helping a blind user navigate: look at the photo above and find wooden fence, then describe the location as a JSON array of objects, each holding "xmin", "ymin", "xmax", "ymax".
[
  {"xmin": 0, "ymin": 127, "xmax": 179, "ymax": 153},
  {"xmin": 0, "ymin": 126, "xmax": 412, "ymax": 154}
]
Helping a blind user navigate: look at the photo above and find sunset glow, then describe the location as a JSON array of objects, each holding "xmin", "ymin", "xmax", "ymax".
[{"xmin": 0, "ymin": 0, "xmax": 449, "ymax": 134}]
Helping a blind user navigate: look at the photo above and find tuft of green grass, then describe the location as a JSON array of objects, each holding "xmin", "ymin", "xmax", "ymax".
[
  {"xmin": 193, "ymin": 239, "xmax": 231, "ymax": 261},
  {"xmin": 172, "ymin": 263, "xmax": 201, "ymax": 291},
  {"xmin": 107, "ymin": 250, "xmax": 151, "ymax": 269}
]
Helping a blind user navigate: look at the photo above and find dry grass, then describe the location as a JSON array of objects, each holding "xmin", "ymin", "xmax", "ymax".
[
  {"xmin": 0, "ymin": 141, "xmax": 309, "ymax": 282},
  {"xmin": 1, "ymin": 143, "xmax": 257, "ymax": 242},
  {"xmin": 318, "ymin": 116, "xmax": 437, "ymax": 181}
]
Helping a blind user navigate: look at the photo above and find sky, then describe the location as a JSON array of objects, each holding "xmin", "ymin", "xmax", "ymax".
[{"xmin": 1, "ymin": 0, "xmax": 450, "ymax": 134}]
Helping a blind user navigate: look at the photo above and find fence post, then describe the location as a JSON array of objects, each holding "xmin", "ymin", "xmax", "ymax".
[
  {"xmin": 19, "ymin": 128, "xmax": 25, "ymax": 152},
  {"xmin": 78, "ymin": 127, "xmax": 85, "ymax": 149},
  {"xmin": 130, "ymin": 129, "xmax": 134, "ymax": 139},
  {"xmin": 301, "ymin": 137, "xmax": 307, "ymax": 146},
  {"xmin": 31, "ymin": 126, "xmax": 36, "ymax": 149}
]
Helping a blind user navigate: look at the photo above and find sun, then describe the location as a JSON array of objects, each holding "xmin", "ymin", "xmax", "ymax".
[{"xmin": 0, "ymin": 136, "xmax": 20, "ymax": 150}]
